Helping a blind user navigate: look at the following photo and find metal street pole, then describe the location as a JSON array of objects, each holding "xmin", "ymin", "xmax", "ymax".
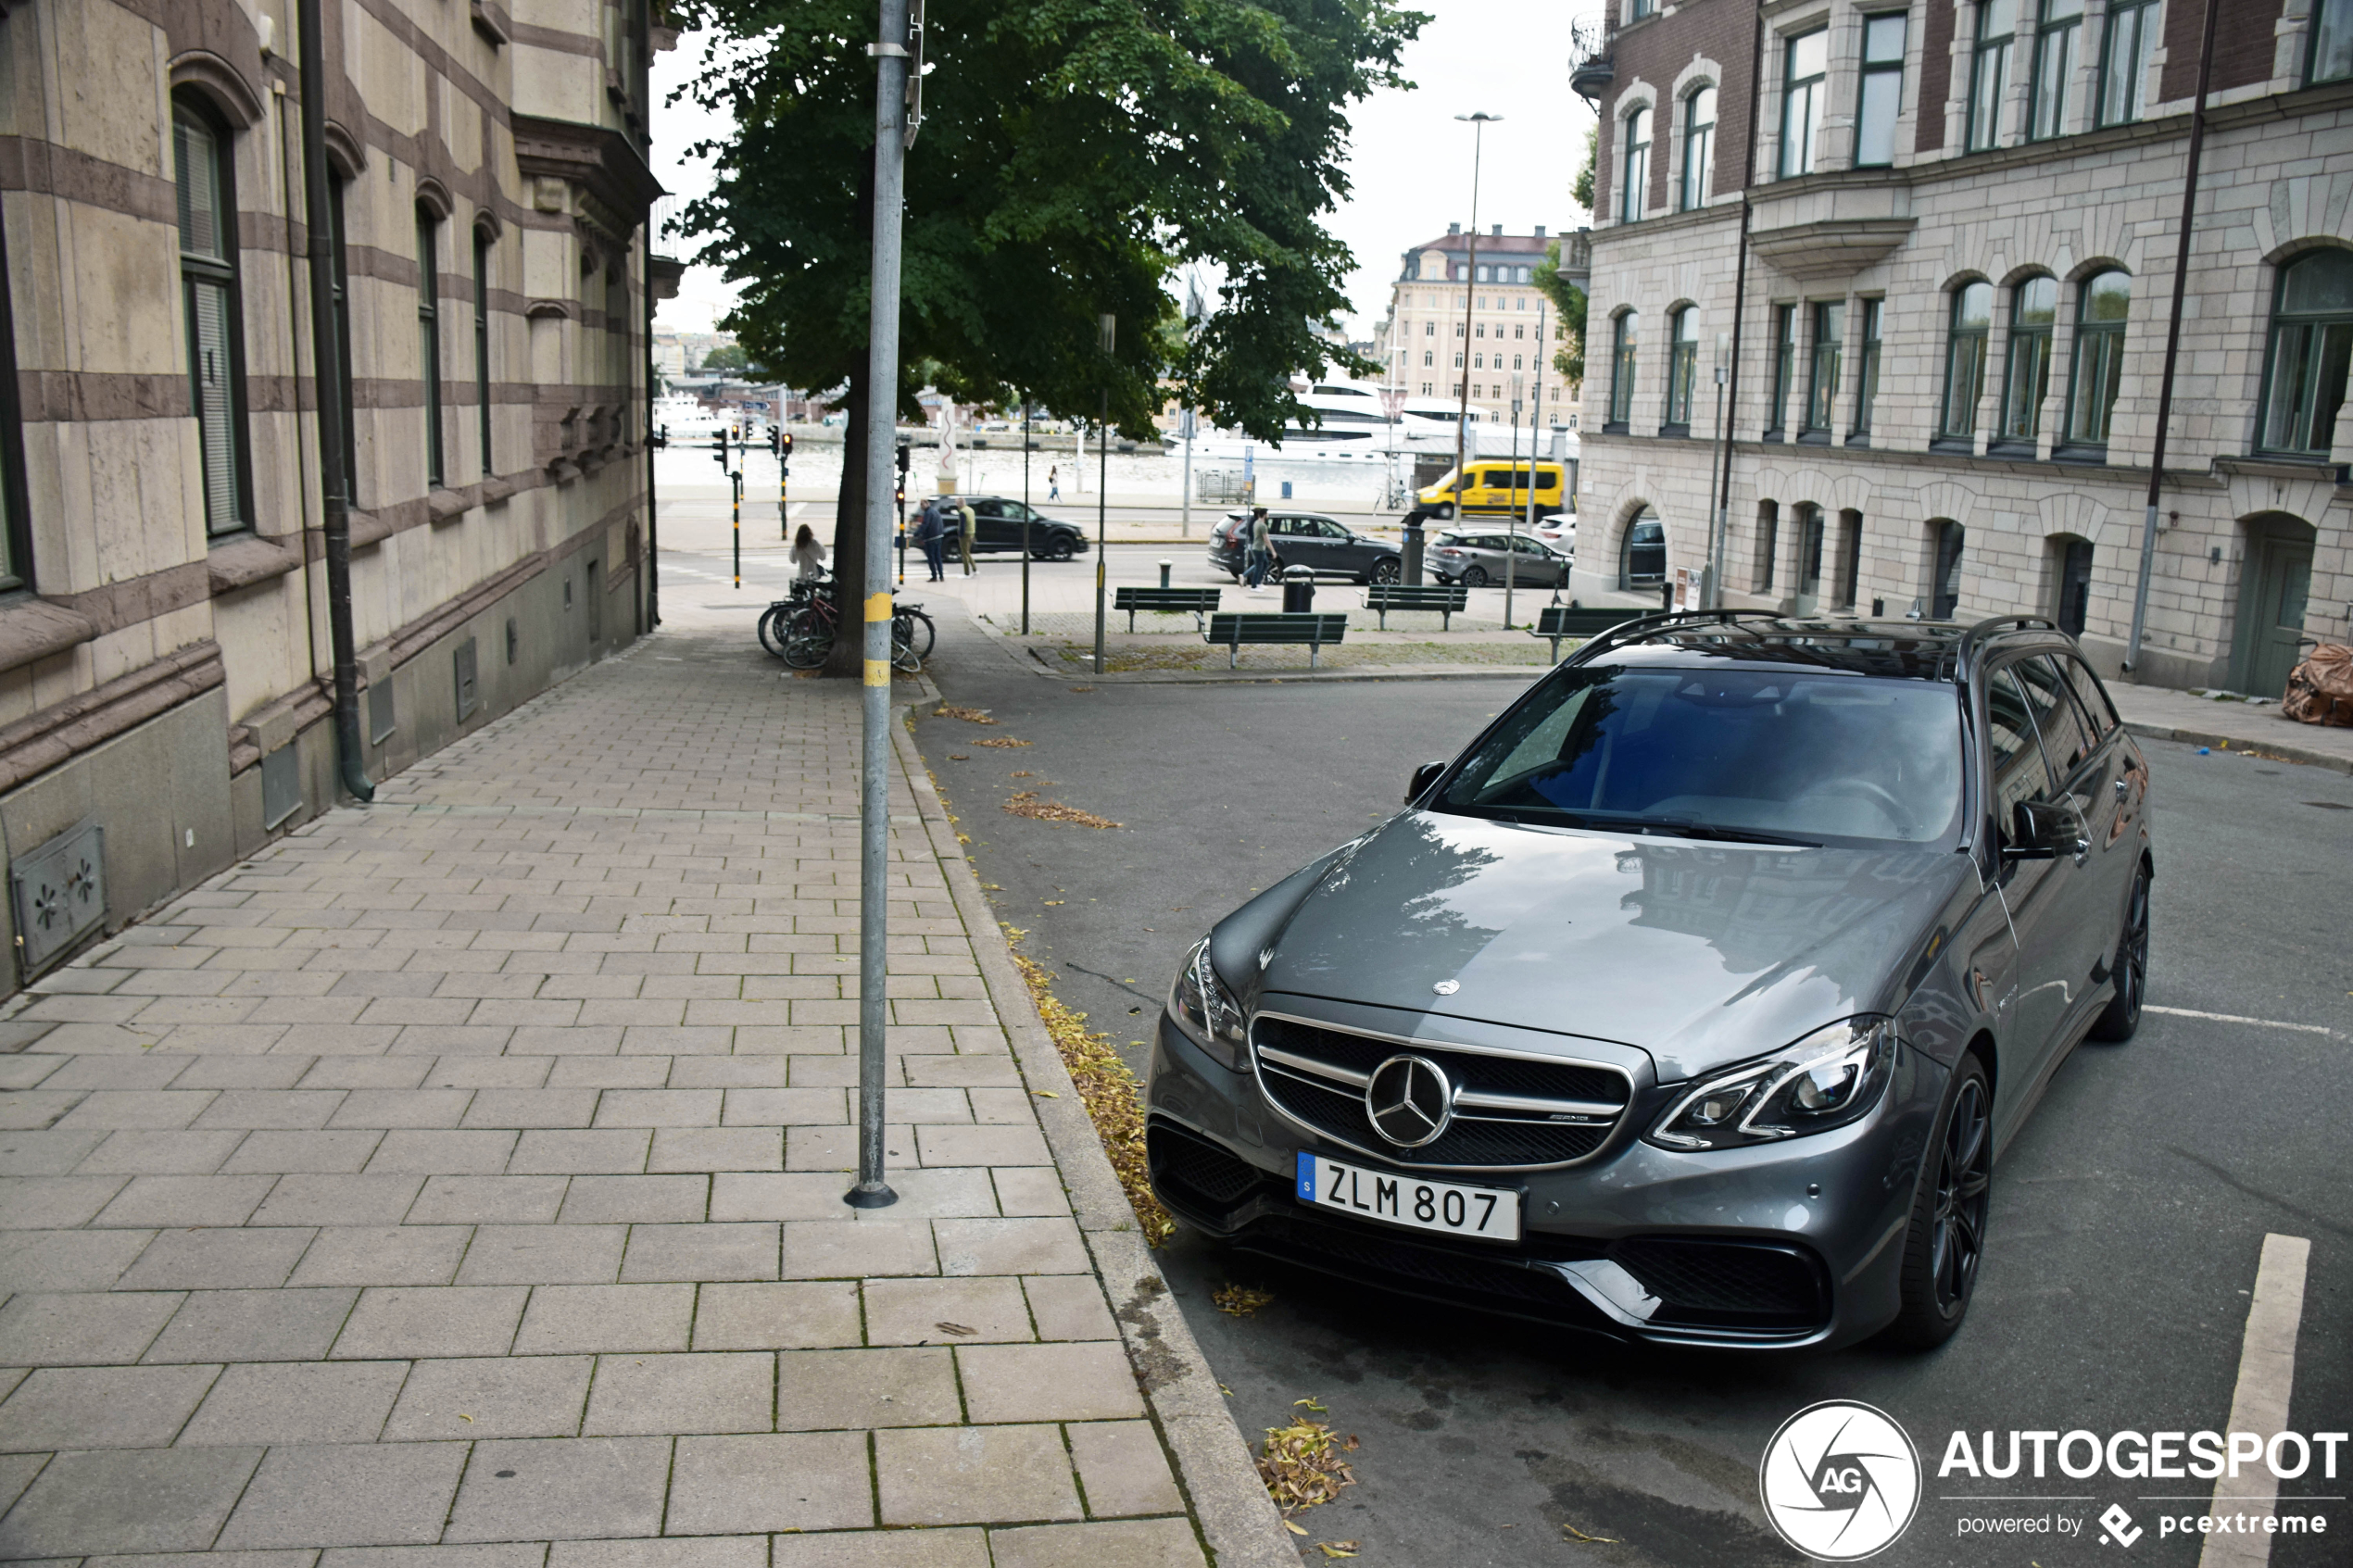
[
  {"xmin": 1179, "ymin": 408, "xmax": 1193, "ymax": 540},
  {"xmin": 1092, "ymin": 316, "xmax": 1113, "ymax": 672},
  {"xmin": 1526, "ymin": 311, "xmax": 1544, "ymax": 602},
  {"xmin": 1504, "ymin": 380, "xmax": 1521, "ymax": 629},
  {"xmin": 1707, "ymin": 333, "xmax": 1729, "ymax": 608},
  {"xmin": 1429, "ymin": 110, "xmax": 1501, "ymax": 589},
  {"xmin": 848, "ymin": 0, "xmax": 912, "ymax": 1211},
  {"xmin": 1021, "ymin": 398, "xmax": 1032, "ymax": 634}
]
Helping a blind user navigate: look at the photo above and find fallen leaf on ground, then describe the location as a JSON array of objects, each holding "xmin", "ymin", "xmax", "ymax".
[
  {"xmin": 1282, "ymin": 1520, "xmax": 1308, "ymax": 1537},
  {"xmin": 1068, "ymin": 685, "xmax": 1096, "ymax": 693},
  {"xmin": 1213, "ymin": 1284, "xmax": 1276, "ymax": 1316},
  {"xmin": 1258, "ymin": 1418, "xmax": 1357, "ymax": 1514},
  {"xmin": 935, "ymin": 705, "xmax": 999, "ymax": 723},
  {"xmin": 948, "ymin": 754, "xmax": 969, "ymax": 760},
  {"xmin": 1294, "ymin": 1397, "xmax": 1327, "ymax": 1413},
  {"xmin": 1004, "ymin": 793, "xmax": 1121, "ymax": 828},
  {"xmin": 1562, "ymin": 1524, "xmax": 1619, "ymax": 1543},
  {"xmin": 1033, "ymin": 1090, "xmax": 1058, "ymax": 1098},
  {"xmin": 1316, "ymin": 1544, "xmax": 1360, "ymax": 1559},
  {"xmin": 975, "ymin": 737, "xmax": 1033, "ymax": 748},
  {"xmin": 1009, "ymin": 952, "xmax": 1175, "ymax": 1245},
  {"xmin": 1009, "ymin": 771, "xmax": 1034, "ymax": 778}
]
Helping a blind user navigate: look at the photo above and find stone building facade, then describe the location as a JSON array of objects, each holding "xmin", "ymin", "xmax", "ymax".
[
  {"xmin": 0, "ymin": 0, "xmax": 666, "ymax": 988},
  {"xmin": 1373, "ymin": 225, "xmax": 1586, "ymax": 427},
  {"xmin": 1574, "ymin": 0, "xmax": 2352, "ymax": 694}
]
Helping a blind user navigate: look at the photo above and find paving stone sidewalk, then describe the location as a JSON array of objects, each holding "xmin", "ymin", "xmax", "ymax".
[{"xmin": 0, "ymin": 633, "xmax": 1232, "ymax": 1567}]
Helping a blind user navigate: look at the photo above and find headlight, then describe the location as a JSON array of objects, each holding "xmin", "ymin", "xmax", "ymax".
[
  {"xmin": 1168, "ymin": 936, "xmax": 1247, "ymax": 1069},
  {"xmin": 1646, "ymin": 1017, "xmax": 1895, "ymax": 1151}
]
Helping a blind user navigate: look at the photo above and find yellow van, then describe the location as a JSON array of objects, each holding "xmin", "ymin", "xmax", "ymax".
[{"xmin": 1416, "ymin": 460, "xmax": 1567, "ymax": 517}]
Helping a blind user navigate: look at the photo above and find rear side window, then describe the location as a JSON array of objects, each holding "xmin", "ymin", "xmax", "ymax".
[
  {"xmin": 2013, "ymin": 656, "xmax": 2096, "ymax": 779},
  {"xmin": 2061, "ymin": 656, "xmax": 2117, "ymax": 737},
  {"xmin": 1988, "ymin": 670, "xmax": 2057, "ymax": 823}
]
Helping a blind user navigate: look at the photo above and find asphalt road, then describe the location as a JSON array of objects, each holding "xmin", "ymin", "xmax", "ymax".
[{"xmin": 909, "ymin": 609, "xmax": 2353, "ymax": 1568}]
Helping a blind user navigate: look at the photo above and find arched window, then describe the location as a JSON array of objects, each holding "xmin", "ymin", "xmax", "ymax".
[
  {"xmin": 1422, "ymin": 349, "xmax": 1433, "ymax": 367},
  {"xmin": 1666, "ymin": 307, "xmax": 1698, "ymax": 427},
  {"xmin": 2259, "ymin": 250, "xmax": 2353, "ymax": 456},
  {"xmin": 174, "ymin": 94, "xmax": 251, "ymax": 536},
  {"xmin": 1753, "ymin": 502, "xmax": 1780, "ymax": 592},
  {"xmin": 2053, "ymin": 536, "xmax": 2094, "ymax": 635},
  {"xmin": 2066, "ymin": 270, "xmax": 2130, "ymax": 445},
  {"xmin": 1795, "ymin": 504, "xmax": 1826, "ymax": 602},
  {"xmin": 1622, "ymin": 107, "xmax": 1650, "ymax": 222},
  {"xmin": 1941, "ymin": 282, "xmax": 1994, "ymax": 439},
  {"xmin": 1608, "ymin": 312, "xmax": 1639, "ymax": 428},
  {"xmin": 1680, "ymin": 86, "xmax": 1716, "ymax": 210},
  {"xmin": 418, "ymin": 205, "xmax": 445, "ymax": 487},
  {"xmin": 1999, "ymin": 276, "xmax": 2057, "ymax": 443},
  {"xmin": 1621, "ymin": 508, "xmax": 1666, "ymax": 589}
]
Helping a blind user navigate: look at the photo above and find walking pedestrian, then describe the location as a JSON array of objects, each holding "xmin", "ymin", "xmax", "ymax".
[
  {"xmin": 1244, "ymin": 506, "xmax": 1274, "ymax": 592},
  {"xmin": 1047, "ymin": 465, "xmax": 1060, "ymax": 501},
  {"xmin": 913, "ymin": 501, "xmax": 947, "ymax": 582},
  {"xmin": 789, "ymin": 522, "xmax": 827, "ymax": 585},
  {"xmin": 957, "ymin": 496, "xmax": 978, "ymax": 577}
]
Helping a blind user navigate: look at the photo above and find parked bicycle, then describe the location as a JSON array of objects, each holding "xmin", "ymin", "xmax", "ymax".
[{"xmin": 761, "ymin": 571, "xmax": 933, "ymax": 672}]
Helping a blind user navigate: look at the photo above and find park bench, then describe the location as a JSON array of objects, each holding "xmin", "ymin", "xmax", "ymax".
[
  {"xmin": 1363, "ymin": 583, "xmax": 1472, "ymax": 630},
  {"xmin": 1113, "ymin": 585, "xmax": 1223, "ymax": 633},
  {"xmin": 1203, "ymin": 612, "xmax": 1349, "ymax": 670},
  {"xmin": 1531, "ymin": 604, "xmax": 1650, "ymax": 663}
]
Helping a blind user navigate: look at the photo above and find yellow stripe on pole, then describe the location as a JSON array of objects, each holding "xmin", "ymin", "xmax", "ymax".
[
  {"xmin": 864, "ymin": 592, "xmax": 893, "ymax": 622},
  {"xmin": 863, "ymin": 659, "xmax": 890, "ymax": 687}
]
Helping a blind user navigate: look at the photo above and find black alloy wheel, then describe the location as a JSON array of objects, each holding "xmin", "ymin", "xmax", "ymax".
[
  {"xmin": 1461, "ymin": 565, "xmax": 1489, "ymax": 588},
  {"xmin": 1049, "ymin": 538, "xmax": 1076, "ymax": 561},
  {"xmin": 1888, "ymin": 1058, "xmax": 1991, "ymax": 1348},
  {"xmin": 2088, "ymin": 862, "xmax": 2150, "ymax": 1042},
  {"xmin": 1369, "ymin": 558, "xmax": 1402, "ymax": 584}
]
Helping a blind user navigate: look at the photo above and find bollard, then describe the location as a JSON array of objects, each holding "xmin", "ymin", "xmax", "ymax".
[{"xmin": 1158, "ymin": 558, "xmax": 1172, "ymax": 588}]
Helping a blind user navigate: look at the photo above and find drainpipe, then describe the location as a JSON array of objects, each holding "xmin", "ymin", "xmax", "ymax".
[
  {"xmin": 1706, "ymin": 3, "xmax": 1767, "ymax": 609},
  {"xmin": 296, "ymin": 0, "xmax": 373, "ymax": 801},
  {"xmin": 2123, "ymin": 0, "xmax": 2220, "ymax": 674},
  {"xmin": 643, "ymin": 227, "xmax": 659, "ymax": 629}
]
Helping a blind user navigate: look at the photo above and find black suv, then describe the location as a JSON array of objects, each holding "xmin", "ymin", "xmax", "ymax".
[
  {"xmin": 1205, "ymin": 510, "xmax": 1403, "ymax": 583},
  {"xmin": 948, "ymin": 497, "xmax": 1088, "ymax": 559},
  {"xmin": 1146, "ymin": 613, "xmax": 2151, "ymax": 1350}
]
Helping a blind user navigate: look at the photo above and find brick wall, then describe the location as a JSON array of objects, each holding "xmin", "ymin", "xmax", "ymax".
[
  {"xmin": 1917, "ymin": 0, "xmax": 1956, "ymax": 153},
  {"xmin": 2161, "ymin": 0, "xmax": 2288, "ymax": 102}
]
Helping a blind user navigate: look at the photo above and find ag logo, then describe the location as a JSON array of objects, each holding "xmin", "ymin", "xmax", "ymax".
[{"xmin": 1758, "ymin": 1400, "xmax": 1921, "ymax": 1561}]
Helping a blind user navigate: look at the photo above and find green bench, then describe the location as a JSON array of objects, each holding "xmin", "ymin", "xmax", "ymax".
[
  {"xmin": 1203, "ymin": 612, "xmax": 1349, "ymax": 670},
  {"xmin": 1113, "ymin": 586, "xmax": 1223, "ymax": 633},
  {"xmin": 1363, "ymin": 583, "xmax": 1472, "ymax": 631},
  {"xmin": 1531, "ymin": 604, "xmax": 1650, "ymax": 663}
]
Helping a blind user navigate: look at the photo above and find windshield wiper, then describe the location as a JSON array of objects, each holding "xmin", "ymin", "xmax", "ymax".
[{"xmin": 1624, "ymin": 819, "xmax": 1821, "ymax": 847}]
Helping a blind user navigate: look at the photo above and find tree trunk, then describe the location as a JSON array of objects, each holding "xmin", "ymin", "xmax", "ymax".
[{"xmin": 820, "ymin": 362, "xmax": 870, "ymax": 678}]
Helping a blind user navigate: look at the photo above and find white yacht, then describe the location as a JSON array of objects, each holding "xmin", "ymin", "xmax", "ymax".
[{"xmin": 1171, "ymin": 381, "xmax": 1469, "ymax": 462}]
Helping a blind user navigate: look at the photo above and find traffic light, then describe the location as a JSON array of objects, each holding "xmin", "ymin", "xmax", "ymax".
[
  {"xmin": 780, "ymin": 432, "xmax": 793, "ymax": 460},
  {"xmin": 895, "ymin": 440, "xmax": 911, "ymax": 480},
  {"xmin": 712, "ymin": 435, "xmax": 729, "ymax": 470},
  {"xmin": 768, "ymin": 429, "xmax": 781, "ymax": 457}
]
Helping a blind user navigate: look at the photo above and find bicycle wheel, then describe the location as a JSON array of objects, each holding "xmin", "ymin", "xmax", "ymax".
[
  {"xmin": 779, "ymin": 606, "xmax": 832, "ymax": 669},
  {"xmin": 896, "ymin": 608, "xmax": 936, "ymax": 661},
  {"xmin": 756, "ymin": 603, "xmax": 790, "ymax": 659}
]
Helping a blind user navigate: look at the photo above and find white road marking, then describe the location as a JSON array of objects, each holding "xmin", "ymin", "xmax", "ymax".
[
  {"xmin": 2197, "ymin": 1233, "xmax": 2311, "ymax": 1568},
  {"xmin": 2145, "ymin": 1006, "xmax": 2334, "ymax": 1036}
]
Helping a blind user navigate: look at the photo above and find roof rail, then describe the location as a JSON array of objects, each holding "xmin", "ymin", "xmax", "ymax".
[
  {"xmin": 1568, "ymin": 606, "xmax": 1748, "ymax": 665},
  {"xmin": 1956, "ymin": 614, "xmax": 2060, "ymax": 670}
]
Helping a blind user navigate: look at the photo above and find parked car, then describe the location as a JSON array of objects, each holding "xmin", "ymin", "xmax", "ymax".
[
  {"xmin": 1413, "ymin": 460, "xmax": 1568, "ymax": 520},
  {"xmin": 1205, "ymin": 510, "xmax": 1402, "ymax": 584},
  {"xmin": 1146, "ymin": 614, "xmax": 2150, "ymax": 1351},
  {"xmin": 954, "ymin": 497, "xmax": 1088, "ymax": 559},
  {"xmin": 1427, "ymin": 530, "xmax": 1569, "ymax": 589},
  {"xmin": 1532, "ymin": 513, "xmax": 1575, "ymax": 552}
]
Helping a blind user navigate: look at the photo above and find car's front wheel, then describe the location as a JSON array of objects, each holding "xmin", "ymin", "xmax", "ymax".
[
  {"xmin": 1886, "ymin": 1056, "xmax": 1991, "ymax": 1349},
  {"xmin": 1368, "ymin": 558, "xmax": 1402, "ymax": 585},
  {"xmin": 1048, "ymin": 539, "xmax": 1075, "ymax": 561},
  {"xmin": 2087, "ymin": 861, "xmax": 2149, "ymax": 1042}
]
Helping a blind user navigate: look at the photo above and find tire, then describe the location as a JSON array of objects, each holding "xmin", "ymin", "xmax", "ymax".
[
  {"xmin": 1461, "ymin": 566, "xmax": 1489, "ymax": 588},
  {"xmin": 756, "ymin": 605, "xmax": 790, "ymax": 659},
  {"xmin": 1369, "ymin": 558, "xmax": 1402, "ymax": 585},
  {"xmin": 779, "ymin": 607, "xmax": 831, "ymax": 670},
  {"xmin": 2086, "ymin": 861, "xmax": 2149, "ymax": 1043},
  {"xmin": 896, "ymin": 608, "xmax": 937, "ymax": 662},
  {"xmin": 1049, "ymin": 539, "xmax": 1075, "ymax": 561},
  {"xmin": 1884, "ymin": 1055, "xmax": 1992, "ymax": 1350}
]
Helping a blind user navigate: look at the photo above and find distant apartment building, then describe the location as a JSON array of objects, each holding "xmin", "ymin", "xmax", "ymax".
[
  {"xmin": 0, "ymin": 0, "xmax": 668, "ymax": 988},
  {"xmin": 1574, "ymin": 0, "xmax": 2351, "ymax": 694},
  {"xmin": 653, "ymin": 334, "xmax": 691, "ymax": 381},
  {"xmin": 1374, "ymin": 225, "xmax": 1589, "ymax": 426}
]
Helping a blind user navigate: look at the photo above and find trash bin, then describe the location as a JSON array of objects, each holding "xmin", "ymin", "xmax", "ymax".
[{"xmin": 1281, "ymin": 565, "xmax": 1316, "ymax": 613}]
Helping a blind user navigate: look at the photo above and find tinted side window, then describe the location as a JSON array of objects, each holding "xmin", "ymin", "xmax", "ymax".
[
  {"xmin": 2014, "ymin": 655, "xmax": 2096, "ymax": 778},
  {"xmin": 1988, "ymin": 669, "xmax": 2057, "ymax": 826},
  {"xmin": 2062, "ymin": 656, "xmax": 2117, "ymax": 737}
]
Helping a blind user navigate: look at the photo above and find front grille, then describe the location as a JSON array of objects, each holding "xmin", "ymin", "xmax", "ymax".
[
  {"xmin": 1253, "ymin": 1015, "xmax": 1629, "ymax": 1171},
  {"xmin": 1610, "ymin": 1237, "xmax": 1830, "ymax": 1331},
  {"xmin": 1238, "ymin": 1214, "xmax": 1607, "ymax": 1327},
  {"xmin": 1147, "ymin": 1123, "xmax": 1274, "ymax": 1213}
]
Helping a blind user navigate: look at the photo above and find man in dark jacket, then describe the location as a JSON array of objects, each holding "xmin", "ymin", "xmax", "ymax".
[{"xmin": 913, "ymin": 498, "xmax": 947, "ymax": 582}]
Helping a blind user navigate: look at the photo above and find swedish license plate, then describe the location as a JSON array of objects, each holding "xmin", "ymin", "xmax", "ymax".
[{"xmin": 1297, "ymin": 1154, "xmax": 1521, "ymax": 1242}]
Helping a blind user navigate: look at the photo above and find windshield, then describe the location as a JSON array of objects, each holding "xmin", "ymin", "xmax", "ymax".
[{"xmin": 1435, "ymin": 661, "xmax": 1965, "ymax": 846}]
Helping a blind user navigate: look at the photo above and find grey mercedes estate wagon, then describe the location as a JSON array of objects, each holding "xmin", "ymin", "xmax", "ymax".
[{"xmin": 1145, "ymin": 613, "xmax": 2152, "ymax": 1350}]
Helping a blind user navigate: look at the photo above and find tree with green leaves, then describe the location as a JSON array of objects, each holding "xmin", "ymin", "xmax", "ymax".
[
  {"xmin": 1533, "ymin": 236, "xmax": 1587, "ymax": 391},
  {"xmin": 673, "ymin": 0, "xmax": 1426, "ymax": 672},
  {"xmin": 698, "ymin": 341, "xmax": 752, "ymax": 372}
]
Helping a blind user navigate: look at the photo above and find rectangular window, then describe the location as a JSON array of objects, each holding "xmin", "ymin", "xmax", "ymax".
[
  {"xmin": 474, "ymin": 229, "xmax": 493, "ymax": 479},
  {"xmin": 0, "ymin": 204, "xmax": 31, "ymax": 591},
  {"xmin": 1608, "ymin": 314, "xmax": 1639, "ymax": 428},
  {"xmin": 1680, "ymin": 86, "xmax": 1717, "ymax": 210},
  {"xmin": 1768, "ymin": 305, "xmax": 1797, "ymax": 435},
  {"xmin": 1780, "ymin": 29, "xmax": 1828, "ymax": 178},
  {"xmin": 2000, "ymin": 278, "xmax": 2057, "ymax": 443},
  {"xmin": 1631, "ymin": 0, "xmax": 1655, "ymax": 17},
  {"xmin": 2031, "ymin": 0, "xmax": 2082, "ymax": 141},
  {"xmin": 1854, "ymin": 299, "xmax": 1884, "ymax": 437},
  {"xmin": 2097, "ymin": 0, "xmax": 2155, "ymax": 125},
  {"xmin": 175, "ymin": 101, "xmax": 251, "ymax": 537},
  {"xmin": 2311, "ymin": 0, "xmax": 2353, "ymax": 82},
  {"xmin": 1622, "ymin": 108, "xmax": 1651, "ymax": 223},
  {"xmin": 2065, "ymin": 271, "xmax": 2130, "ymax": 446},
  {"xmin": 1969, "ymin": 0, "xmax": 2017, "ymax": 152},
  {"xmin": 1667, "ymin": 309, "xmax": 1698, "ymax": 428},
  {"xmin": 1942, "ymin": 283, "xmax": 1994, "ymax": 439},
  {"xmin": 1806, "ymin": 301, "xmax": 1843, "ymax": 434},
  {"xmin": 1856, "ymin": 15, "xmax": 1907, "ymax": 168},
  {"xmin": 419, "ymin": 209, "xmax": 444, "ymax": 488}
]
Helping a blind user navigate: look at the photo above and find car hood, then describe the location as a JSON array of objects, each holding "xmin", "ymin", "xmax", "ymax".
[{"xmin": 1250, "ymin": 810, "xmax": 1974, "ymax": 1083}]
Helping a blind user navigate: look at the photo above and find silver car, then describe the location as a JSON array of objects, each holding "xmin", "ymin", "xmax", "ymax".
[
  {"xmin": 1146, "ymin": 613, "xmax": 2152, "ymax": 1351},
  {"xmin": 1427, "ymin": 529, "xmax": 1568, "ymax": 589}
]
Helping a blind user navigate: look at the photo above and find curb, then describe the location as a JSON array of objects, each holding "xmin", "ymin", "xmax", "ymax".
[
  {"xmin": 887, "ymin": 708, "xmax": 1296, "ymax": 1568},
  {"xmin": 2120, "ymin": 719, "xmax": 2353, "ymax": 775}
]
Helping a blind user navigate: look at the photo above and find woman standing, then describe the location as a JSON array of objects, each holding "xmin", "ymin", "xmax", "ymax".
[
  {"xmin": 1047, "ymin": 465, "xmax": 1060, "ymax": 501},
  {"xmin": 790, "ymin": 523, "xmax": 827, "ymax": 584}
]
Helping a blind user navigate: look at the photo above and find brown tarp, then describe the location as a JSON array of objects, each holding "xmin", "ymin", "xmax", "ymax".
[{"xmin": 2283, "ymin": 643, "xmax": 2353, "ymax": 727}]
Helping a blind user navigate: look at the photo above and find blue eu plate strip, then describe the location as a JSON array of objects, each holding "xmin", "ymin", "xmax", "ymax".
[{"xmin": 1295, "ymin": 1156, "xmax": 1315, "ymax": 1203}]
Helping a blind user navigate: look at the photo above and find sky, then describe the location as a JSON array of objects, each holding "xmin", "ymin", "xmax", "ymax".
[{"xmin": 648, "ymin": 0, "xmax": 1604, "ymax": 342}]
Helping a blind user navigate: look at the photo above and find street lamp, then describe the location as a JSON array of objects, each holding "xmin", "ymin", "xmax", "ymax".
[{"xmin": 1415, "ymin": 110, "xmax": 1502, "ymax": 588}]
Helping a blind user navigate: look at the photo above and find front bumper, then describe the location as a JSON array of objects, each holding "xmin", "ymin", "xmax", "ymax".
[{"xmin": 1145, "ymin": 1010, "xmax": 1943, "ymax": 1351}]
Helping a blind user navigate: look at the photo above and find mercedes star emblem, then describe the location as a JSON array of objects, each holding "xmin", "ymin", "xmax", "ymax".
[
  {"xmin": 1365, "ymin": 1053, "xmax": 1455, "ymax": 1148},
  {"xmin": 1432, "ymin": 979, "xmax": 1459, "ymax": 995}
]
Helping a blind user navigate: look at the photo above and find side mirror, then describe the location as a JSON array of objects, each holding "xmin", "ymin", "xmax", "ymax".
[
  {"xmin": 1406, "ymin": 760, "xmax": 1447, "ymax": 805},
  {"xmin": 2002, "ymin": 799, "xmax": 2066, "ymax": 861}
]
